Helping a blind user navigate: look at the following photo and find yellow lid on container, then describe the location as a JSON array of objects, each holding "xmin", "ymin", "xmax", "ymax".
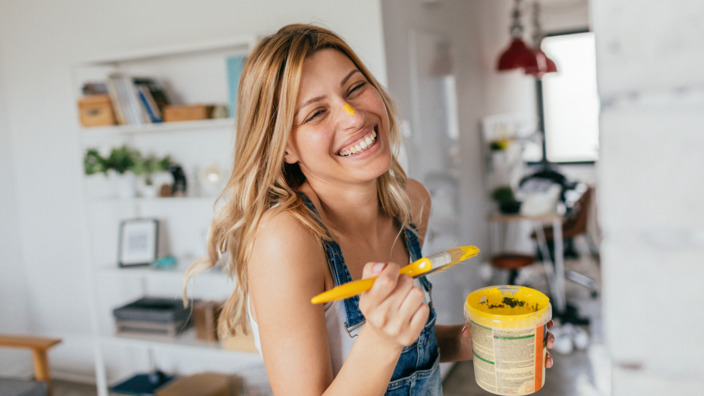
[{"xmin": 465, "ymin": 285, "xmax": 552, "ymax": 329}]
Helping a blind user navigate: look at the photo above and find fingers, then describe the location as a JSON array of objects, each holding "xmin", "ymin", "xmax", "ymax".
[
  {"xmin": 547, "ymin": 330, "xmax": 555, "ymax": 349},
  {"xmin": 545, "ymin": 324, "xmax": 555, "ymax": 368},
  {"xmin": 359, "ymin": 262, "xmax": 406, "ymax": 312},
  {"xmin": 461, "ymin": 322, "xmax": 471, "ymax": 338},
  {"xmin": 359, "ymin": 261, "xmax": 428, "ymax": 347},
  {"xmin": 362, "ymin": 261, "xmax": 388, "ymax": 279}
]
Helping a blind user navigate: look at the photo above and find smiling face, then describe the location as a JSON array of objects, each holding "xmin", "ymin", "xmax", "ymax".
[{"xmin": 284, "ymin": 49, "xmax": 392, "ymax": 189}]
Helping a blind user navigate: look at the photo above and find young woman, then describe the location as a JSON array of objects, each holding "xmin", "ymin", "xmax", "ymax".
[{"xmin": 186, "ymin": 24, "xmax": 553, "ymax": 395}]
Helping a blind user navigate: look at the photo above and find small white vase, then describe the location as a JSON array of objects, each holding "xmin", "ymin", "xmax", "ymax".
[
  {"xmin": 140, "ymin": 183, "xmax": 159, "ymax": 199},
  {"xmin": 112, "ymin": 171, "xmax": 137, "ymax": 200}
]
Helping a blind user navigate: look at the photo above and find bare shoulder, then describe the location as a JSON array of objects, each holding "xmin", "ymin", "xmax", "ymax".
[
  {"xmin": 407, "ymin": 178, "xmax": 431, "ymax": 212},
  {"xmin": 249, "ymin": 208, "xmax": 326, "ymax": 293}
]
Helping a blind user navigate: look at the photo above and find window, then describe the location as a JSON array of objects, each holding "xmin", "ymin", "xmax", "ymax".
[{"xmin": 536, "ymin": 31, "xmax": 599, "ymax": 163}]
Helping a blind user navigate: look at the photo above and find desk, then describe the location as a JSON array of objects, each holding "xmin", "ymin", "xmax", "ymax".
[{"xmin": 488, "ymin": 212, "xmax": 566, "ymax": 314}]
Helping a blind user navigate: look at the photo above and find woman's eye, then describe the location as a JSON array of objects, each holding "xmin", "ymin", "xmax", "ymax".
[
  {"xmin": 305, "ymin": 109, "xmax": 326, "ymax": 123},
  {"xmin": 348, "ymin": 82, "xmax": 366, "ymax": 96}
]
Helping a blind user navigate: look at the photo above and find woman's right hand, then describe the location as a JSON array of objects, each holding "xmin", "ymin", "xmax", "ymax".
[{"xmin": 358, "ymin": 262, "xmax": 429, "ymax": 348}]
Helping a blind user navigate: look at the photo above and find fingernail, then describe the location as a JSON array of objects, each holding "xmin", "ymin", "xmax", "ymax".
[{"xmin": 372, "ymin": 262, "xmax": 387, "ymax": 274}]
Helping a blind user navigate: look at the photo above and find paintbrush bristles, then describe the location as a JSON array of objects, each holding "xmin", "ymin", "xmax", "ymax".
[{"xmin": 448, "ymin": 246, "xmax": 480, "ymax": 263}]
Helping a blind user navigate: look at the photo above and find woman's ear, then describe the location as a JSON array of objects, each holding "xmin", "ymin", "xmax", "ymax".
[{"xmin": 283, "ymin": 147, "xmax": 299, "ymax": 164}]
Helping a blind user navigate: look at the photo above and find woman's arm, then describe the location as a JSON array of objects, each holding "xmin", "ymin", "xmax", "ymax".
[
  {"xmin": 249, "ymin": 211, "xmax": 428, "ymax": 395},
  {"xmin": 436, "ymin": 324, "xmax": 474, "ymax": 362}
]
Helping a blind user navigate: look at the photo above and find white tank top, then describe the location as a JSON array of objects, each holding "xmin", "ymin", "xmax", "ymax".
[{"xmin": 248, "ymin": 297, "xmax": 356, "ymax": 376}]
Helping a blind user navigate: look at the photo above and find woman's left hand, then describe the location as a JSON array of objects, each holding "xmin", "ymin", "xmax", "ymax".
[{"xmin": 545, "ymin": 319, "xmax": 556, "ymax": 368}]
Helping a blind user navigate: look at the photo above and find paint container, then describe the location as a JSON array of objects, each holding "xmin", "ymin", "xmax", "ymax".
[{"xmin": 464, "ymin": 285, "xmax": 551, "ymax": 395}]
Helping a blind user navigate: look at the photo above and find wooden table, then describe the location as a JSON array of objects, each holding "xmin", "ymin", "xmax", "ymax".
[
  {"xmin": 488, "ymin": 212, "xmax": 566, "ymax": 313},
  {"xmin": 0, "ymin": 334, "xmax": 62, "ymax": 396}
]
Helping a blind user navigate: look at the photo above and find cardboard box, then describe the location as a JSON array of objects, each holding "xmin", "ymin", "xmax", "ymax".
[
  {"xmin": 163, "ymin": 104, "xmax": 212, "ymax": 122},
  {"xmin": 78, "ymin": 94, "xmax": 115, "ymax": 127},
  {"xmin": 193, "ymin": 300, "xmax": 222, "ymax": 342},
  {"xmin": 220, "ymin": 331, "xmax": 258, "ymax": 353},
  {"xmin": 156, "ymin": 372, "xmax": 242, "ymax": 396}
]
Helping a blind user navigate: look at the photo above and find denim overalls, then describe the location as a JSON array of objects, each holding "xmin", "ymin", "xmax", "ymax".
[{"xmin": 301, "ymin": 193, "xmax": 442, "ymax": 395}]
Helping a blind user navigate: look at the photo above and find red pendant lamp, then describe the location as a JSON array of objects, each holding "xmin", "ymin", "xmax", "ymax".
[
  {"xmin": 496, "ymin": 0, "xmax": 557, "ymax": 77},
  {"xmin": 497, "ymin": 37, "xmax": 541, "ymax": 71},
  {"xmin": 525, "ymin": 1, "xmax": 557, "ymax": 77},
  {"xmin": 496, "ymin": 0, "xmax": 536, "ymax": 72}
]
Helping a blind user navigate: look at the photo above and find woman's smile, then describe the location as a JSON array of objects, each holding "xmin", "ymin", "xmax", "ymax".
[{"xmin": 337, "ymin": 127, "xmax": 377, "ymax": 157}]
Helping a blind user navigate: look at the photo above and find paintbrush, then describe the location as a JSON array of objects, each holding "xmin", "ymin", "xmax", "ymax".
[{"xmin": 311, "ymin": 245, "xmax": 479, "ymax": 304}]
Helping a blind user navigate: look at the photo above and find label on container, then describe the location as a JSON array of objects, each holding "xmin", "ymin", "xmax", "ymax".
[{"xmin": 469, "ymin": 321, "xmax": 547, "ymax": 395}]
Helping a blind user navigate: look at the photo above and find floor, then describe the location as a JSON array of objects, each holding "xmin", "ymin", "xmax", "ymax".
[{"xmin": 54, "ymin": 256, "xmax": 609, "ymax": 396}]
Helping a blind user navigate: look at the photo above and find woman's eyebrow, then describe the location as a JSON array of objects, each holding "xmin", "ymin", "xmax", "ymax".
[
  {"xmin": 340, "ymin": 69, "xmax": 360, "ymax": 87},
  {"xmin": 295, "ymin": 95, "xmax": 325, "ymax": 118}
]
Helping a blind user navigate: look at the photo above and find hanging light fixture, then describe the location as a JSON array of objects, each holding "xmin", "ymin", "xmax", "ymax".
[
  {"xmin": 496, "ymin": 0, "xmax": 541, "ymax": 72},
  {"xmin": 524, "ymin": 1, "xmax": 557, "ymax": 77}
]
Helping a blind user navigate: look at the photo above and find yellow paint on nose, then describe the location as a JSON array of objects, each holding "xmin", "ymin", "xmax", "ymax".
[{"xmin": 343, "ymin": 103, "xmax": 355, "ymax": 116}]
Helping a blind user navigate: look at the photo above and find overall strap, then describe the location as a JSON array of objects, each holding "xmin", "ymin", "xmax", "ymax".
[
  {"xmin": 298, "ymin": 192, "xmax": 365, "ymax": 330},
  {"xmin": 404, "ymin": 224, "xmax": 433, "ymax": 293}
]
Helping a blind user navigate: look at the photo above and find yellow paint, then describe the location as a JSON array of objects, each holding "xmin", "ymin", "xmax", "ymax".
[
  {"xmin": 465, "ymin": 285, "xmax": 551, "ymax": 329},
  {"xmin": 343, "ymin": 103, "xmax": 355, "ymax": 116}
]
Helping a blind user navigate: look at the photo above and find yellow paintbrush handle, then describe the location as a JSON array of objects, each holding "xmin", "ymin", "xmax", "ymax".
[
  {"xmin": 310, "ymin": 258, "xmax": 433, "ymax": 304},
  {"xmin": 311, "ymin": 277, "xmax": 376, "ymax": 304}
]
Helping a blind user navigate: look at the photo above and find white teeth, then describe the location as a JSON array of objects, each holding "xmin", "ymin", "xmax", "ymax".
[{"xmin": 339, "ymin": 130, "xmax": 377, "ymax": 157}]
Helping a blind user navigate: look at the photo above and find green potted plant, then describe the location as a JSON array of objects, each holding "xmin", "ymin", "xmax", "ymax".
[
  {"xmin": 109, "ymin": 145, "xmax": 140, "ymax": 199},
  {"xmin": 491, "ymin": 185, "xmax": 522, "ymax": 214},
  {"xmin": 105, "ymin": 144, "xmax": 140, "ymax": 175},
  {"xmin": 83, "ymin": 145, "xmax": 141, "ymax": 199},
  {"xmin": 133, "ymin": 154, "xmax": 172, "ymax": 197},
  {"xmin": 83, "ymin": 148, "xmax": 109, "ymax": 176}
]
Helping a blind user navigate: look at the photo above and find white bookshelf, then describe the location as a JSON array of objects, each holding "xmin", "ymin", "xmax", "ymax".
[{"xmin": 74, "ymin": 36, "xmax": 263, "ymax": 396}]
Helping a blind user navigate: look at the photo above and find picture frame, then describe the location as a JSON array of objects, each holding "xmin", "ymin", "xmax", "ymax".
[
  {"xmin": 118, "ymin": 218, "xmax": 159, "ymax": 267},
  {"xmin": 226, "ymin": 54, "xmax": 247, "ymax": 117}
]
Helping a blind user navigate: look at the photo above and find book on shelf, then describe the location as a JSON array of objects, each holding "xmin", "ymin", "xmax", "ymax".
[
  {"xmin": 105, "ymin": 74, "xmax": 171, "ymax": 126},
  {"xmin": 133, "ymin": 78, "xmax": 170, "ymax": 123},
  {"xmin": 133, "ymin": 77, "xmax": 170, "ymax": 114},
  {"xmin": 105, "ymin": 77, "xmax": 126, "ymax": 125},
  {"xmin": 136, "ymin": 85, "xmax": 162, "ymax": 123}
]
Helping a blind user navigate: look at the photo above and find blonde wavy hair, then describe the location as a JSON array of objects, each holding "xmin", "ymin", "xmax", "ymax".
[{"xmin": 184, "ymin": 23, "xmax": 412, "ymax": 337}]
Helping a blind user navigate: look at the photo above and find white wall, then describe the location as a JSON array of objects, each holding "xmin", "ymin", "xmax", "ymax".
[
  {"xmin": 592, "ymin": 0, "xmax": 704, "ymax": 393},
  {"xmin": 0, "ymin": 0, "xmax": 386, "ymax": 380},
  {"xmin": 0, "ymin": 47, "xmax": 32, "ymax": 376}
]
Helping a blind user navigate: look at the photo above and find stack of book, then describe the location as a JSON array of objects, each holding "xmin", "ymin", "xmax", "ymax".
[
  {"xmin": 113, "ymin": 297, "xmax": 192, "ymax": 337},
  {"xmin": 106, "ymin": 74, "xmax": 170, "ymax": 126}
]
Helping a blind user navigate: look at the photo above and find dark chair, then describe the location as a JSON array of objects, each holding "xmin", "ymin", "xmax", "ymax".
[
  {"xmin": 532, "ymin": 185, "xmax": 599, "ymax": 297},
  {"xmin": 0, "ymin": 334, "xmax": 62, "ymax": 396}
]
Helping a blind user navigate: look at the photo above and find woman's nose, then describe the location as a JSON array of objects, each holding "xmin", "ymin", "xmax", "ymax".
[
  {"xmin": 338, "ymin": 102, "xmax": 363, "ymax": 130},
  {"xmin": 343, "ymin": 103, "xmax": 355, "ymax": 116}
]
